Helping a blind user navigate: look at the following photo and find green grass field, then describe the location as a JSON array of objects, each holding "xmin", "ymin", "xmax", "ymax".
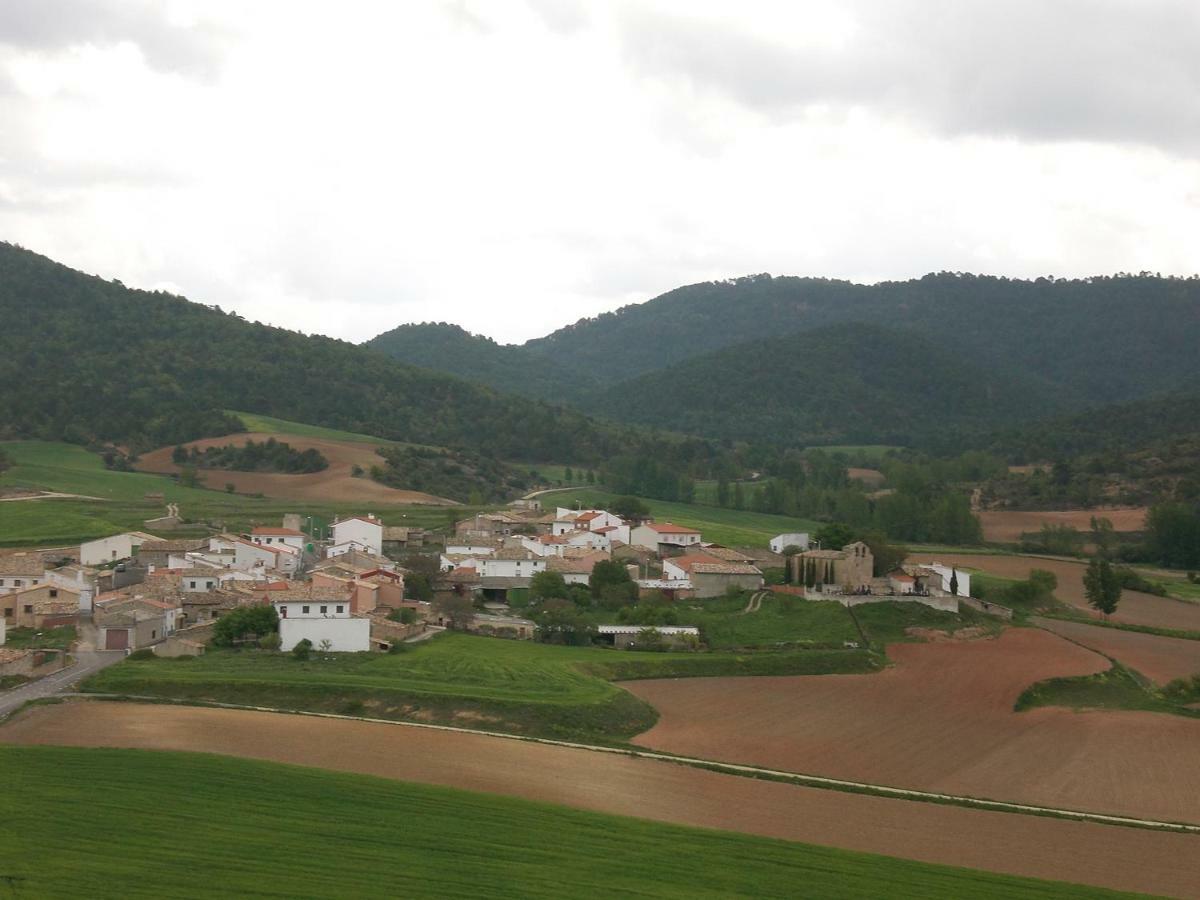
[
  {"xmin": 0, "ymin": 746, "xmax": 1124, "ymax": 899},
  {"xmin": 83, "ymin": 632, "xmax": 876, "ymax": 741},
  {"xmin": 0, "ymin": 439, "xmax": 463, "ymax": 545},
  {"xmin": 544, "ymin": 487, "xmax": 821, "ymax": 548},
  {"xmin": 230, "ymin": 410, "xmax": 399, "ymax": 445},
  {"xmin": 651, "ymin": 595, "xmax": 861, "ymax": 650}
]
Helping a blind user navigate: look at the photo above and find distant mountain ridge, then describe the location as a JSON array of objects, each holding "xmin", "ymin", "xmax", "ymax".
[{"xmin": 366, "ymin": 271, "xmax": 1200, "ymax": 446}]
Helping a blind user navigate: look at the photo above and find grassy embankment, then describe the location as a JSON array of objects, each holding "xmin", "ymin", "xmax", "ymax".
[
  {"xmin": 0, "ymin": 746, "xmax": 1126, "ymax": 900},
  {"xmin": 84, "ymin": 631, "xmax": 878, "ymax": 742},
  {"xmin": 1016, "ymin": 663, "xmax": 1200, "ymax": 720},
  {"xmin": 0, "ymin": 436, "xmax": 464, "ymax": 546},
  {"xmin": 1, "ymin": 626, "xmax": 76, "ymax": 650},
  {"xmin": 538, "ymin": 487, "xmax": 821, "ymax": 548}
]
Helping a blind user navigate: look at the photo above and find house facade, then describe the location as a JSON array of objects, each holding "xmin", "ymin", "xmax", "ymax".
[
  {"xmin": 0, "ymin": 553, "xmax": 45, "ymax": 596},
  {"xmin": 629, "ymin": 522, "xmax": 702, "ymax": 551},
  {"xmin": 329, "ymin": 515, "xmax": 384, "ymax": 557},
  {"xmin": 249, "ymin": 526, "xmax": 308, "ymax": 552},
  {"xmin": 80, "ymin": 531, "xmax": 160, "ymax": 567},
  {"xmin": 274, "ymin": 599, "xmax": 370, "ymax": 652},
  {"xmin": 769, "ymin": 532, "xmax": 810, "ymax": 554}
]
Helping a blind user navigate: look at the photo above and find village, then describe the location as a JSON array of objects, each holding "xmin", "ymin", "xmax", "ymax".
[{"xmin": 2, "ymin": 496, "xmax": 974, "ymax": 675}]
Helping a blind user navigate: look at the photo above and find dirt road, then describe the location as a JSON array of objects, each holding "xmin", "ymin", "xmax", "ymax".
[
  {"xmin": 912, "ymin": 552, "xmax": 1200, "ymax": 632},
  {"xmin": 627, "ymin": 628, "xmax": 1200, "ymax": 825},
  {"xmin": 3, "ymin": 701, "xmax": 1198, "ymax": 898}
]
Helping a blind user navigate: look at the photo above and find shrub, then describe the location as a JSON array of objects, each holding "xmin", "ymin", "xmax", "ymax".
[
  {"xmin": 292, "ymin": 638, "xmax": 313, "ymax": 661},
  {"xmin": 211, "ymin": 604, "xmax": 279, "ymax": 647},
  {"xmin": 259, "ymin": 632, "xmax": 281, "ymax": 651},
  {"xmin": 126, "ymin": 648, "xmax": 156, "ymax": 661}
]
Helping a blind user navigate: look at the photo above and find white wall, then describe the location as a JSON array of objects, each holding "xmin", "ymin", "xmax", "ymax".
[
  {"xmin": 276, "ymin": 600, "xmax": 350, "ymax": 619},
  {"xmin": 479, "ymin": 558, "xmax": 545, "ymax": 578},
  {"xmin": 629, "ymin": 525, "xmax": 701, "ymax": 550},
  {"xmin": 662, "ymin": 559, "xmax": 690, "ymax": 581},
  {"xmin": 770, "ymin": 533, "xmax": 810, "ymax": 553},
  {"xmin": 252, "ymin": 534, "xmax": 306, "ymax": 551},
  {"xmin": 925, "ymin": 563, "xmax": 971, "ymax": 597},
  {"xmin": 330, "ymin": 518, "xmax": 383, "ymax": 556},
  {"xmin": 279, "ymin": 617, "xmax": 370, "ymax": 652},
  {"xmin": 446, "ymin": 543, "xmax": 497, "ymax": 556},
  {"xmin": 80, "ymin": 534, "xmax": 141, "ymax": 566},
  {"xmin": 0, "ymin": 617, "xmax": 5, "ymax": 646}
]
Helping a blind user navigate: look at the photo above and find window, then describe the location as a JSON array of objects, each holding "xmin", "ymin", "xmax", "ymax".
[
  {"xmin": 302, "ymin": 605, "xmax": 310, "ymax": 614},
  {"xmin": 152, "ymin": 630, "xmax": 157, "ymax": 639},
  {"xmin": 0, "ymin": 578, "xmax": 5, "ymax": 586},
  {"xmin": 336, "ymin": 605, "xmax": 344, "ymax": 614},
  {"xmin": 189, "ymin": 581, "xmax": 197, "ymax": 589},
  {"xmin": 320, "ymin": 605, "xmax": 328, "ymax": 614},
  {"xmin": 24, "ymin": 605, "xmax": 33, "ymax": 614},
  {"xmin": 13, "ymin": 580, "xmax": 22, "ymax": 587},
  {"xmin": 3, "ymin": 608, "xmax": 11, "ymax": 618},
  {"xmin": 49, "ymin": 589, "xmax": 58, "ymax": 598}
]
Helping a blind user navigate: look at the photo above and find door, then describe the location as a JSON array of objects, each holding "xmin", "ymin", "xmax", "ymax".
[{"xmin": 105, "ymin": 628, "xmax": 129, "ymax": 650}]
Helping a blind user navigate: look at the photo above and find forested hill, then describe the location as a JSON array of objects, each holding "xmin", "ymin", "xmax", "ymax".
[
  {"xmin": 523, "ymin": 272, "xmax": 1200, "ymax": 406},
  {"xmin": 0, "ymin": 242, "xmax": 696, "ymax": 467},
  {"xmin": 580, "ymin": 323, "xmax": 1064, "ymax": 446},
  {"xmin": 364, "ymin": 322, "xmax": 598, "ymax": 403}
]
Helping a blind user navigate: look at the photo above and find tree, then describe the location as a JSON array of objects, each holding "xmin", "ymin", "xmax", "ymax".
[
  {"xmin": 172, "ymin": 444, "xmax": 188, "ymax": 464},
  {"xmin": 804, "ymin": 557, "xmax": 816, "ymax": 589},
  {"xmin": 609, "ymin": 495, "xmax": 650, "ymax": 520},
  {"xmin": 1029, "ymin": 569, "xmax": 1058, "ymax": 595},
  {"xmin": 291, "ymin": 638, "xmax": 313, "ymax": 660},
  {"xmin": 589, "ymin": 559, "xmax": 637, "ymax": 604},
  {"xmin": 812, "ymin": 522, "xmax": 855, "ymax": 550},
  {"xmin": 1083, "ymin": 555, "xmax": 1121, "ymax": 617},
  {"xmin": 535, "ymin": 599, "xmax": 596, "ymax": 645},
  {"xmin": 434, "ymin": 594, "xmax": 476, "ymax": 630},
  {"xmin": 949, "ymin": 568, "xmax": 958, "ymax": 597},
  {"xmin": 211, "ymin": 604, "xmax": 279, "ymax": 647},
  {"xmin": 405, "ymin": 573, "xmax": 433, "ymax": 602},
  {"xmin": 635, "ymin": 627, "xmax": 667, "ymax": 652},
  {"xmin": 732, "ymin": 481, "xmax": 745, "ymax": 510},
  {"xmin": 224, "ymin": 482, "xmax": 236, "ymax": 493},
  {"xmin": 564, "ymin": 466, "xmax": 574, "ymax": 482},
  {"xmin": 859, "ymin": 530, "xmax": 907, "ymax": 576},
  {"xmin": 1090, "ymin": 516, "xmax": 1116, "ymax": 556},
  {"xmin": 530, "ymin": 570, "xmax": 568, "ymax": 601}
]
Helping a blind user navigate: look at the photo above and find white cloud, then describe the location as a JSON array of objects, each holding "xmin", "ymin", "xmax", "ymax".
[{"xmin": 1, "ymin": 0, "xmax": 1198, "ymax": 344}]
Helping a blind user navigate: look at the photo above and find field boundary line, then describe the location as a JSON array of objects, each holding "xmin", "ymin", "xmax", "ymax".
[{"xmin": 51, "ymin": 693, "xmax": 1200, "ymax": 835}]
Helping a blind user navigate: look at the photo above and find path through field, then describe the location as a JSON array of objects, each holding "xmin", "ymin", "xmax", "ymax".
[
  {"xmin": 912, "ymin": 552, "xmax": 1200, "ymax": 632},
  {"xmin": 136, "ymin": 432, "xmax": 455, "ymax": 505},
  {"xmin": 627, "ymin": 628, "xmax": 1200, "ymax": 824},
  {"xmin": 1033, "ymin": 617, "xmax": 1200, "ymax": 684},
  {"xmin": 2, "ymin": 701, "xmax": 1197, "ymax": 898}
]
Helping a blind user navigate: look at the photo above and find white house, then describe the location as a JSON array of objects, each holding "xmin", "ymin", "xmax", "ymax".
[
  {"xmin": 233, "ymin": 539, "xmax": 298, "ymax": 575},
  {"xmin": 445, "ymin": 542, "xmax": 498, "ymax": 557},
  {"xmin": 477, "ymin": 552, "xmax": 546, "ymax": 579},
  {"xmin": 0, "ymin": 553, "xmax": 45, "ymax": 596},
  {"xmin": 274, "ymin": 599, "xmax": 371, "ymax": 652},
  {"xmin": 329, "ymin": 515, "xmax": 383, "ymax": 557},
  {"xmin": 662, "ymin": 553, "xmax": 724, "ymax": 582},
  {"xmin": 629, "ymin": 522, "xmax": 702, "ymax": 551},
  {"xmin": 566, "ymin": 530, "xmax": 610, "ymax": 552},
  {"xmin": 80, "ymin": 531, "xmax": 160, "ymax": 567},
  {"xmin": 249, "ymin": 526, "xmax": 307, "ymax": 552},
  {"xmin": 769, "ymin": 533, "xmax": 810, "ymax": 554},
  {"xmin": 44, "ymin": 564, "xmax": 99, "ymax": 611},
  {"xmin": 573, "ymin": 510, "xmax": 624, "ymax": 532}
]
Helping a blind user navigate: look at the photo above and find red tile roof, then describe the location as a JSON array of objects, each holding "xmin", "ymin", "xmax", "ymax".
[{"xmin": 648, "ymin": 522, "xmax": 700, "ymax": 534}]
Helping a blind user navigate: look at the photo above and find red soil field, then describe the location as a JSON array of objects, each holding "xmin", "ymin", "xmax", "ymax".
[
  {"xmin": 1033, "ymin": 617, "xmax": 1200, "ymax": 684},
  {"xmin": 846, "ymin": 467, "xmax": 885, "ymax": 487},
  {"xmin": 978, "ymin": 507, "xmax": 1148, "ymax": 543},
  {"xmin": 2, "ymin": 702, "xmax": 1198, "ymax": 898},
  {"xmin": 627, "ymin": 628, "xmax": 1200, "ymax": 824},
  {"xmin": 912, "ymin": 552, "xmax": 1200, "ymax": 632},
  {"xmin": 136, "ymin": 432, "xmax": 455, "ymax": 505}
]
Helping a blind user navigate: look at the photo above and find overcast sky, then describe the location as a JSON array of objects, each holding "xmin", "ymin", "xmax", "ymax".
[{"xmin": 2, "ymin": 1, "xmax": 1198, "ymax": 344}]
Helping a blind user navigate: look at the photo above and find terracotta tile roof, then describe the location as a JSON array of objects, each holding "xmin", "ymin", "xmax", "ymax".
[
  {"xmin": 663, "ymin": 553, "xmax": 725, "ymax": 573},
  {"xmin": 647, "ymin": 522, "xmax": 700, "ymax": 534}
]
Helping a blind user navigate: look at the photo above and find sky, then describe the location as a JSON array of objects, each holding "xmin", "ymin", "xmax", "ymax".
[{"xmin": 2, "ymin": 1, "xmax": 1198, "ymax": 345}]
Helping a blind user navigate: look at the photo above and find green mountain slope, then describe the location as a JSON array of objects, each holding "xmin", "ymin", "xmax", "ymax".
[
  {"xmin": 0, "ymin": 242, "xmax": 675, "ymax": 465},
  {"xmin": 524, "ymin": 272, "xmax": 1200, "ymax": 405},
  {"xmin": 365, "ymin": 322, "xmax": 599, "ymax": 403},
  {"xmin": 581, "ymin": 323, "xmax": 1064, "ymax": 445}
]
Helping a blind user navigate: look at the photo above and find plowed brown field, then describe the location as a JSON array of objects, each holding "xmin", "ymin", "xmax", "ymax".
[
  {"xmin": 137, "ymin": 432, "xmax": 454, "ymax": 505},
  {"xmin": 912, "ymin": 552, "xmax": 1200, "ymax": 631},
  {"xmin": 3, "ymin": 702, "xmax": 1198, "ymax": 897},
  {"xmin": 628, "ymin": 628, "xmax": 1200, "ymax": 824},
  {"xmin": 978, "ymin": 507, "xmax": 1147, "ymax": 543},
  {"xmin": 1034, "ymin": 617, "xmax": 1200, "ymax": 684}
]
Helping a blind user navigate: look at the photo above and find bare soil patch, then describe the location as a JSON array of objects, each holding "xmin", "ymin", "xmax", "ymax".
[
  {"xmin": 2, "ymin": 702, "xmax": 1198, "ymax": 897},
  {"xmin": 846, "ymin": 467, "xmax": 885, "ymax": 487},
  {"xmin": 913, "ymin": 552, "xmax": 1200, "ymax": 632},
  {"xmin": 627, "ymin": 628, "xmax": 1200, "ymax": 825},
  {"xmin": 1034, "ymin": 617, "xmax": 1200, "ymax": 684},
  {"xmin": 136, "ymin": 432, "xmax": 454, "ymax": 505},
  {"xmin": 978, "ymin": 507, "xmax": 1147, "ymax": 543}
]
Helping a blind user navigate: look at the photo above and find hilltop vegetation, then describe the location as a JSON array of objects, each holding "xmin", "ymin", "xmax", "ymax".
[
  {"xmin": 583, "ymin": 323, "xmax": 1059, "ymax": 445},
  {"xmin": 173, "ymin": 437, "xmax": 329, "ymax": 474},
  {"xmin": 366, "ymin": 322, "xmax": 596, "ymax": 403},
  {"xmin": 0, "ymin": 243, "xmax": 708, "ymax": 476}
]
